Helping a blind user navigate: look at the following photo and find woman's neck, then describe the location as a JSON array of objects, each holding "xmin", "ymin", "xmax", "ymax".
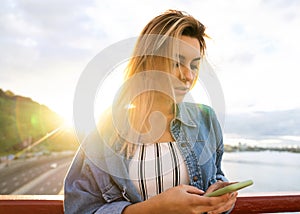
[{"xmin": 150, "ymin": 94, "xmax": 175, "ymax": 118}]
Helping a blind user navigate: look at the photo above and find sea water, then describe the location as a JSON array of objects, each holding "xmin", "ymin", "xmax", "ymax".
[{"xmin": 222, "ymin": 151, "xmax": 300, "ymax": 194}]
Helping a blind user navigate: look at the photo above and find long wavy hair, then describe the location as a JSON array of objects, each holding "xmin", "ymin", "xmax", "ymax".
[{"xmin": 99, "ymin": 10, "xmax": 209, "ymax": 157}]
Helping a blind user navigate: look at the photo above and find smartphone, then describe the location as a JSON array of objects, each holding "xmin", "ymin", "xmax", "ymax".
[{"xmin": 204, "ymin": 179, "xmax": 253, "ymax": 197}]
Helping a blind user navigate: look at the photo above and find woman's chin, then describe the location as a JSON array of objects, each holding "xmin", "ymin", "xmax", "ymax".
[{"xmin": 174, "ymin": 94, "xmax": 186, "ymax": 103}]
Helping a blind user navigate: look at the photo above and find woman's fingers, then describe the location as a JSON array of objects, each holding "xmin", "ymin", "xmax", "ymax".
[
  {"xmin": 205, "ymin": 181, "xmax": 231, "ymax": 193},
  {"xmin": 206, "ymin": 192, "xmax": 238, "ymax": 214},
  {"xmin": 182, "ymin": 184, "xmax": 205, "ymax": 195}
]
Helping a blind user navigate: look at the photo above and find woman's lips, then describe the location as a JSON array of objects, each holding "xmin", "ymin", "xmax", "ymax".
[{"xmin": 174, "ymin": 86, "xmax": 189, "ymax": 95}]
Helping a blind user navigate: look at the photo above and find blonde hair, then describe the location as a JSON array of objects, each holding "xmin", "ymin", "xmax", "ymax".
[{"xmin": 99, "ymin": 10, "xmax": 208, "ymax": 157}]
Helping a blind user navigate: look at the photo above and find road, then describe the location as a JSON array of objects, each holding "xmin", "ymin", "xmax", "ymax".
[{"xmin": 0, "ymin": 153, "xmax": 74, "ymax": 195}]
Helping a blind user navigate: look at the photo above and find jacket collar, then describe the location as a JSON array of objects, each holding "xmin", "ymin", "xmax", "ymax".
[{"xmin": 175, "ymin": 103, "xmax": 197, "ymax": 127}]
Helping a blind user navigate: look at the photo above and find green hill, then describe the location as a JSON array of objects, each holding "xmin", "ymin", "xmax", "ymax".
[{"xmin": 0, "ymin": 89, "xmax": 79, "ymax": 156}]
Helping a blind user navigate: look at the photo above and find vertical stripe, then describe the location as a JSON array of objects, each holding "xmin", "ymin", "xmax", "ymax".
[
  {"xmin": 169, "ymin": 142, "xmax": 180, "ymax": 186},
  {"xmin": 138, "ymin": 144, "xmax": 147, "ymax": 200},
  {"xmin": 129, "ymin": 142, "xmax": 189, "ymax": 200},
  {"xmin": 155, "ymin": 143, "xmax": 163, "ymax": 194}
]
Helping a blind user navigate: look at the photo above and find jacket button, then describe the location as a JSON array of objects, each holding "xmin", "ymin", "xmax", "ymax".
[
  {"xmin": 193, "ymin": 176, "xmax": 198, "ymax": 181},
  {"xmin": 181, "ymin": 143, "xmax": 187, "ymax": 147}
]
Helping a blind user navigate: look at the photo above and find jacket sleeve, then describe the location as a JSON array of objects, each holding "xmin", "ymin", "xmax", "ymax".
[
  {"xmin": 64, "ymin": 147, "xmax": 132, "ymax": 214},
  {"xmin": 210, "ymin": 108, "xmax": 228, "ymax": 182},
  {"xmin": 211, "ymin": 108, "xmax": 236, "ymax": 214}
]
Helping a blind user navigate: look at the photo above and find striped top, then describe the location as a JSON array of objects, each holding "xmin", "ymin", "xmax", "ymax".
[{"xmin": 129, "ymin": 142, "xmax": 189, "ymax": 200}]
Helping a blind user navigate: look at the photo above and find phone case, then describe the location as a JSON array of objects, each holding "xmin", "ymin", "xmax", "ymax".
[{"xmin": 205, "ymin": 180, "xmax": 253, "ymax": 197}]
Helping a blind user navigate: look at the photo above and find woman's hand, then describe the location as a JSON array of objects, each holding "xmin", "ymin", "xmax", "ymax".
[
  {"xmin": 206, "ymin": 180, "xmax": 236, "ymax": 193},
  {"xmin": 123, "ymin": 184, "xmax": 237, "ymax": 214},
  {"xmin": 205, "ymin": 181, "xmax": 238, "ymax": 214}
]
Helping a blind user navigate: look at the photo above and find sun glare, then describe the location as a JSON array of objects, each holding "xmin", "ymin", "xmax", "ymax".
[
  {"xmin": 94, "ymin": 63, "xmax": 125, "ymax": 121},
  {"xmin": 54, "ymin": 60, "xmax": 212, "ymax": 136},
  {"xmin": 62, "ymin": 114, "xmax": 74, "ymax": 130}
]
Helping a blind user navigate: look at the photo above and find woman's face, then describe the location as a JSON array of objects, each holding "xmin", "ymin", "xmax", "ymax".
[
  {"xmin": 172, "ymin": 35, "xmax": 201, "ymax": 102},
  {"xmin": 141, "ymin": 35, "xmax": 201, "ymax": 105}
]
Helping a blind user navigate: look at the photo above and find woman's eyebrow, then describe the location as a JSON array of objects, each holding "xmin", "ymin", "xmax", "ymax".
[
  {"xmin": 191, "ymin": 57, "xmax": 201, "ymax": 62},
  {"xmin": 176, "ymin": 55, "xmax": 201, "ymax": 62}
]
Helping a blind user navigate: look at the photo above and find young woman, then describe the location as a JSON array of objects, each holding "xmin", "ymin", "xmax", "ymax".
[{"xmin": 64, "ymin": 10, "xmax": 237, "ymax": 214}]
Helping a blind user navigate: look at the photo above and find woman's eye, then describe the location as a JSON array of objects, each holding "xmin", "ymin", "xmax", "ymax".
[{"xmin": 191, "ymin": 65, "xmax": 199, "ymax": 71}]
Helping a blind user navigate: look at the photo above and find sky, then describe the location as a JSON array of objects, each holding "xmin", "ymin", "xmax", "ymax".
[{"xmin": 1, "ymin": 0, "xmax": 300, "ymax": 143}]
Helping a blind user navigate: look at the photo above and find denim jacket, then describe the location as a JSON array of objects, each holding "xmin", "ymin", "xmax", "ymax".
[{"xmin": 64, "ymin": 103, "xmax": 228, "ymax": 214}]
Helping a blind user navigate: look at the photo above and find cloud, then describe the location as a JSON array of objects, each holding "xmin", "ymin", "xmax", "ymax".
[
  {"xmin": 224, "ymin": 108, "xmax": 300, "ymax": 139},
  {"xmin": 0, "ymin": 0, "xmax": 100, "ymax": 113},
  {"xmin": 1, "ymin": 0, "xmax": 300, "ymax": 118}
]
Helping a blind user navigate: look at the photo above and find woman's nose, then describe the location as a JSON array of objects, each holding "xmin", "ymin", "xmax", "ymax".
[{"xmin": 180, "ymin": 66, "xmax": 195, "ymax": 82}]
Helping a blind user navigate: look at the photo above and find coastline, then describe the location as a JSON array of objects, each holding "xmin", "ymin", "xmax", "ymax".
[{"xmin": 224, "ymin": 143, "xmax": 300, "ymax": 153}]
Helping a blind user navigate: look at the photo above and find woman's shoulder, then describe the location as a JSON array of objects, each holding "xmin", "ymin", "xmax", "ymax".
[{"xmin": 179, "ymin": 102, "xmax": 215, "ymax": 117}]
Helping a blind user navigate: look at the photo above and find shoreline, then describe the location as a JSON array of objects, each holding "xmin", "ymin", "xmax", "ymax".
[{"xmin": 224, "ymin": 144, "xmax": 300, "ymax": 153}]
